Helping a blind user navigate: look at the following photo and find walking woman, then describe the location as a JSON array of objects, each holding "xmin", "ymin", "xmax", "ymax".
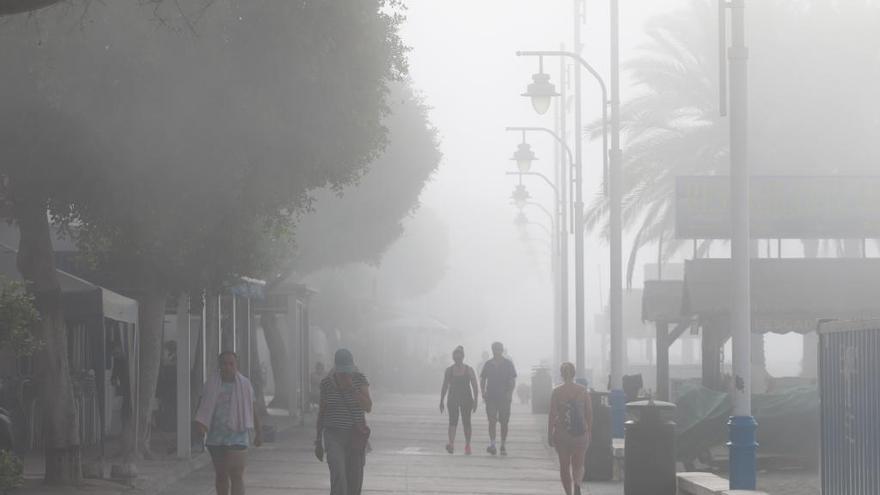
[
  {"xmin": 195, "ymin": 351, "xmax": 262, "ymax": 495},
  {"xmin": 439, "ymin": 346, "xmax": 478, "ymax": 455},
  {"xmin": 315, "ymin": 349, "xmax": 373, "ymax": 495},
  {"xmin": 548, "ymin": 362, "xmax": 592, "ymax": 495}
]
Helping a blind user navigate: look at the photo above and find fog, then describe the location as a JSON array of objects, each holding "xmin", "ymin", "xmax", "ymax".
[{"xmin": 1, "ymin": 0, "xmax": 879, "ymax": 492}]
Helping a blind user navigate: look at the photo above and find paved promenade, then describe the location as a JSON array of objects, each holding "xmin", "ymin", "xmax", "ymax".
[{"xmin": 159, "ymin": 393, "xmax": 623, "ymax": 495}]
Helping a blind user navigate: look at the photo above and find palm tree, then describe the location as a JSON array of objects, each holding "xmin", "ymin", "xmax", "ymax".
[
  {"xmin": 585, "ymin": 0, "xmax": 726, "ymax": 286},
  {"xmin": 586, "ymin": 0, "xmax": 880, "ymax": 286}
]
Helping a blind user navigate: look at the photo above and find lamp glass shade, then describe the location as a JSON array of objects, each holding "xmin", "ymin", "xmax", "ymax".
[
  {"xmin": 522, "ymin": 72, "xmax": 558, "ymax": 116},
  {"xmin": 530, "ymin": 95, "xmax": 552, "ymax": 115},
  {"xmin": 511, "ymin": 142, "xmax": 536, "ymax": 173},
  {"xmin": 511, "ymin": 184, "xmax": 531, "ymax": 209}
]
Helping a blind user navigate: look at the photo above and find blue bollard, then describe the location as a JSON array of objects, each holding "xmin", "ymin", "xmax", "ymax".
[
  {"xmin": 610, "ymin": 388, "xmax": 626, "ymax": 439},
  {"xmin": 727, "ymin": 415, "xmax": 758, "ymax": 490}
]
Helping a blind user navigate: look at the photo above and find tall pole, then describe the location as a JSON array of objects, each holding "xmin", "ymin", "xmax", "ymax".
[
  {"xmin": 727, "ymin": 0, "xmax": 757, "ymax": 489},
  {"xmin": 552, "ymin": 61, "xmax": 562, "ymax": 371},
  {"xmin": 608, "ymin": 0, "xmax": 626, "ymax": 439},
  {"xmin": 572, "ymin": 0, "xmax": 586, "ymax": 379},
  {"xmin": 558, "ymin": 45, "xmax": 570, "ymax": 365}
]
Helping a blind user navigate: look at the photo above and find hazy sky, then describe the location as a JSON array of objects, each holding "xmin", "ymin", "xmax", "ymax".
[{"xmin": 396, "ymin": 0, "xmax": 693, "ymax": 370}]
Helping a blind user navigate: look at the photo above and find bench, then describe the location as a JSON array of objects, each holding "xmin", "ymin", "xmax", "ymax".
[{"xmin": 677, "ymin": 472, "xmax": 768, "ymax": 495}]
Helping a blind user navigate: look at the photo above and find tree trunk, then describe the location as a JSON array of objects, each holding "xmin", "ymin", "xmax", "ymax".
[
  {"xmin": 135, "ymin": 288, "xmax": 168, "ymax": 459},
  {"xmin": 13, "ymin": 198, "xmax": 81, "ymax": 485},
  {"xmin": 190, "ymin": 323, "xmax": 203, "ymax": 415},
  {"xmin": 250, "ymin": 322, "xmax": 268, "ymax": 417},
  {"xmin": 204, "ymin": 293, "xmax": 219, "ymax": 375},
  {"xmin": 260, "ymin": 313, "xmax": 290, "ymax": 409},
  {"xmin": 801, "ymin": 239, "xmax": 819, "ymax": 258}
]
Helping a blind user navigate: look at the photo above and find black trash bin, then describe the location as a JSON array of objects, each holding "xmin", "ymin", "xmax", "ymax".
[
  {"xmin": 530, "ymin": 366, "xmax": 552, "ymax": 414},
  {"xmin": 585, "ymin": 391, "xmax": 613, "ymax": 482},
  {"xmin": 623, "ymin": 399, "xmax": 676, "ymax": 495}
]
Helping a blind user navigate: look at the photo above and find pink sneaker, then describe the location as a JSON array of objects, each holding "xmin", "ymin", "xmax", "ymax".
[{"xmin": 464, "ymin": 444, "xmax": 472, "ymax": 455}]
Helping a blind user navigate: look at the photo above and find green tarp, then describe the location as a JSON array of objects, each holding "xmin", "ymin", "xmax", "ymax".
[{"xmin": 674, "ymin": 384, "xmax": 819, "ymax": 464}]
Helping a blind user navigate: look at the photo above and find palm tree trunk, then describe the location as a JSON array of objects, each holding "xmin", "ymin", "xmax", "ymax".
[{"xmin": 13, "ymin": 197, "xmax": 81, "ymax": 485}]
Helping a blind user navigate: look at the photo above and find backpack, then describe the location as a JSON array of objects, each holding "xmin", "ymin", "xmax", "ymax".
[{"xmin": 565, "ymin": 398, "xmax": 587, "ymax": 436}]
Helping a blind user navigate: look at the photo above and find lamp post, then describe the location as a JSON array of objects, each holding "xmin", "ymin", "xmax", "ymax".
[
  {"xmin": 507, "ymin": 173, "xmax": 561, "ymax": 256},
  {"xmin": 506, "ymin": 127, "xmax": 573, "ymax": 364},
  {"xmin": 723, "ymin": 0, "xmax": 757, "ymax": 489},
  {"xmin": 517, "ymin": 0, "xmax": 625, "ymax": 439},
  {"xmin": 517, "ymin": 48, "xmax": 609, "ymax": 389}
]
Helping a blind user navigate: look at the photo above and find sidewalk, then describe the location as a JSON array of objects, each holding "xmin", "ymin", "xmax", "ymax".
[
  {"xmin": 14, "ymin": 410, "xmax": 295, "ymax": 495},
  {"xmin": 160, "ymin": 392, "xmax": 624, "ymax": 495}
]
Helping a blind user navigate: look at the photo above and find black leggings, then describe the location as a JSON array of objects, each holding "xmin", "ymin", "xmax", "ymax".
[{"xmin": 448, "ymin": 402, "xmax": 472, "ymax": 428}]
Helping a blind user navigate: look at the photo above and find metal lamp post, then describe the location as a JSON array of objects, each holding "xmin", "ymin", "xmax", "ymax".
[
  {"xmin": 723, "ymin": 0, "xmax": 757, "ymax": 489},
  {"xmin": 515, "ymin": 0, "xmax": 625, "ymax": 439},
  {"xmin": 506, "ymin": 127, "xmax": 574, "ymax": 364}
]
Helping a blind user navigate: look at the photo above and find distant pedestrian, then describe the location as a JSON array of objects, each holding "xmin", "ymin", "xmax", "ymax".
[
  {"xmin": 439, "ymin": 346, "xmax": 479, "ymax": 455},
  {"xmin": 548, "ymin": 362, "xmax": 592, "ymax": 495},
  {"xmin": 516, "ymin": 382, "xmax": 531, "ymax": 405},
  {"xmin": 195, "ymin": 351, "xmax": 262, "ymax": 495},
  {"xmin": 310, "ymin": 362, "xmax": 326, "ymax": 410},
  {"xmin": 315, "ymin": 349, "xmax": 373, "ymax": 495},
  {"xmin": 480, "ymin": 341, "xmax": 517, "ymax": 456}
]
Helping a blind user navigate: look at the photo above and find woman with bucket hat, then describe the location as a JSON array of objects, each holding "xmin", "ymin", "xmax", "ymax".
[{"xmin": 315, "ymin": 349, "xmax": 373, "ymax": 495}]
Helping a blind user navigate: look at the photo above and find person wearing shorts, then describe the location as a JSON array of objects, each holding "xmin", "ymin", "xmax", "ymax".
[
  {"xmin": 195, "ymin": 351, "xmax": 262, "ymax": 495},
  {"xmin": 480, "ymin": 341, "xmax": 517, "ymax": 456},
  {"xmin": 439, "ymin": 346, "xmax": 479, "ymax": 455},
  {"xmin": 548, "ymin": 362, "xmax": 592, "ymax": 495}
]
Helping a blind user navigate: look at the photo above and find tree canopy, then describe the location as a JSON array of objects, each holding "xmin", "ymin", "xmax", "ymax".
[
  {"xmin": 293, "ymin": 81, "xmax": 442, "ymax": 273},
  {"xmin": 0, "ymin": 0, "xmax": 411, "ymax": 474}
]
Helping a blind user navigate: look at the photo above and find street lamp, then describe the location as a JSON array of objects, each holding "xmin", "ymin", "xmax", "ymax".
[
  {"xmin": 517, "ymin": 0, "xmax": 624, "ymax": 439},
  {"xmin": 522, "ymin": 68, "xmax": 559, "ymax": 115},
  {"xmin": 517, "ymin": 49, "xmax": 609, "ymax": 388},
  {"xmin": 511, "ymin": 184, "xmax": 531, "ymax": 210},
  {"xmin": 506, "ymin": 126, "xmax": 574, "ymax": 365},
  {"xmin": 511, "ymin": 142, "xmax": 537, "ymax": 173}
]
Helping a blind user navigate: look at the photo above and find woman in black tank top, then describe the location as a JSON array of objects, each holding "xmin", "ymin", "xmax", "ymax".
[{"xmin": 439, "ymin": 346, "xmax": 479, "ymax": 455}]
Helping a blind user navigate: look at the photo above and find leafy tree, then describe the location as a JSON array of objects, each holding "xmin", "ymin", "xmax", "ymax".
[
  {"xmin": 0, "ymin": 99, "xmax": 103, "ymax": 484},
  {"xmin": 0, "ymin": 449, "xmax": 24, "ymax": 495},
  {"xmin": 293, "ymin": 80, "xmax": 442, "ymax": 273},
  {"xmin": 378, "ymin": 207, "xmax": 450, "ymax": 299},
  {"xmin": 585, "ymin": 0, "xmax": 880, "ymax": 285},
  {"xmin": 0, "ymin": 0, "xmax": 406, "ymax": 475},
  {"xmin": 0, "ymin": 277, "xmax": 41, "ymax": 357}
]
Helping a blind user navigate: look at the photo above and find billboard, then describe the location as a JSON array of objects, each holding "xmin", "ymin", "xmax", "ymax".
[{"xmin": 675, "ymin": 176, "xmax": 880, "ymax": 238}]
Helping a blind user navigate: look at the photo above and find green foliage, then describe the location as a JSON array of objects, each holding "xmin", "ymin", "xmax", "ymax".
[
  {"xmin": 0, "ymin": 0, "xmax": 409, "ymax": 291},
  {"xmin": 0, "ymin": 450, "xmax": 23, "ymax": 493},
  {"xmin": 0, "ymin": 277, "xmax": 41, "ymax": 357},
  {"xmin": 293, "ymin": 80, "xmax": 442, "ymax": 273},
  {"xmin": 585, "ymin": 0, "xmax": 880, "ymax": 285}
]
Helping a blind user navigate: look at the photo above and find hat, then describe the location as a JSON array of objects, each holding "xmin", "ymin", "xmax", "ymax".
[{"xmin": 334, "ymin": 348, "xmax": 356, "ymax": 373}]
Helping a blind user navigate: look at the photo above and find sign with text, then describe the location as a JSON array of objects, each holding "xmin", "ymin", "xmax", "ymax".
[{"xmin": 675, "ymin": 176, "xmax": 880, "ymax": 238}]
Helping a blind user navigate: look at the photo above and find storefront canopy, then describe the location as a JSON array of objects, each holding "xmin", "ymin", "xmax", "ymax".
[
  {"xmin": 0, "ymin": 244, "xmax": 137, "ymax": 324},
  {"xmin": 682, "ymin": 258, "xmax": 880, "ymax": 334}
]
